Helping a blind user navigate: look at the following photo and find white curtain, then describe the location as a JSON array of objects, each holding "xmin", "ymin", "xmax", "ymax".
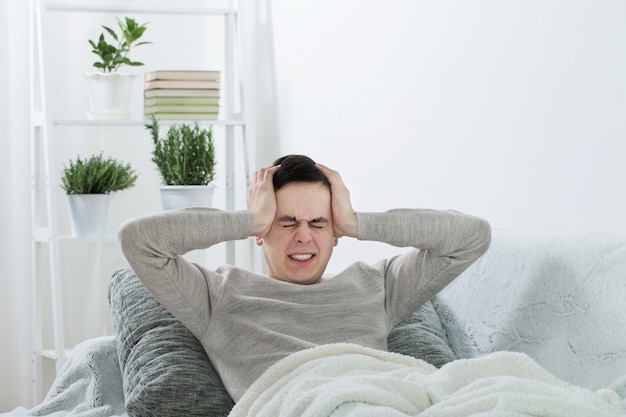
[
  {"xmin": 1, "ymin": 0, "xmax": 35, "ymax": 410},
  {"xmin": 240, "ymin": 0, "xmax": 281, "ymax": 168}
]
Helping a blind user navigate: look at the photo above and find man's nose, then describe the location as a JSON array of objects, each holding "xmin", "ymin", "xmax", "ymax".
[{"xmin": 294, "ymin": 222, "xmax": 312, "ymax": 243}]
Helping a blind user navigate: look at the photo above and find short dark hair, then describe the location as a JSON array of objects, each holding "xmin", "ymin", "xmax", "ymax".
[{"xmin": 272, "ymin": 155, "xmax": 330, "ymax": 191}]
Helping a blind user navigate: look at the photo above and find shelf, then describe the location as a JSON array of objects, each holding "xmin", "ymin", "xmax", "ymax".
[
  {"xmin": 31, "ymin": 0, "xmax": 248, "ymax": 402},
  {"xmin": 33, "ymin": 234, "xmax": 116, "ymax": 244},
  {"xmin": 34, "ymin": 227, "xmax": 119, "ymax": 243},
  {"xmin": 45, "ymin": 2, "xmax": 238, "ymax": 16},
  {"xmin": 41, "ymin": 349, "xmax": 73, "ymax": 361},
  {"xmin": 59, "ymin": 234, "xmax": 118, "ymax": 243},
  {"xmin": 52, "ymin": 118, "xmax": 245, "ymax": 127}
]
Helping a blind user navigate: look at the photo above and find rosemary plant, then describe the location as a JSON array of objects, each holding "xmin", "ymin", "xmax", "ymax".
[
  {"xmin": 61, "ymin": 153, "xmax": 138, "ymax": 194},
  {"xmin": 146, "ymin": 118, "xmax": 217, "ymax": 186}
]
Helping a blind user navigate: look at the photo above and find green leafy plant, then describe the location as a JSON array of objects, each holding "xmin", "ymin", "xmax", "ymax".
[
  {"xmin": 146, "ymin": 118, "xmax": 217, "ymax": 186},
  {"xmin": 61, "ymin": 153, "xmax": 138, "ymax": 194},
  {"xmin": 88, "ymin": 17, "xmax": 150, "ymax": 72}
]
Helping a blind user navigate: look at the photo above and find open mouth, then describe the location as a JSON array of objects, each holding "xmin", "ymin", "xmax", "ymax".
[{"xmin": 289, "ymin": 254, "xmax": 314, "ymax": 261}]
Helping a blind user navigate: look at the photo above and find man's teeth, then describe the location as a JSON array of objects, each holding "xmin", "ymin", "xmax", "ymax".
[{"xmin": 290, "ymin": 254, "xmax": 313, "ymax": 261}]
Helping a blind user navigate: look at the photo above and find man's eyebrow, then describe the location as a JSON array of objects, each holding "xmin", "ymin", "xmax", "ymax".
[
  {"xmin": 276, "ymin": 216, "xmax": 329, "ymax": 224},
  {"xmin": 277, "ymin": 215, "xmax": 297, "ymax": 223}
]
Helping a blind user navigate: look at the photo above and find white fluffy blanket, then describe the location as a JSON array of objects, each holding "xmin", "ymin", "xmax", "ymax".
[
  {"xmin": 229, "ymin": 343, "xmax": 626, "ymax": 417},
  {"xmin": 5, "ymin": 336, "xmax": 127, "ymax": 417}
]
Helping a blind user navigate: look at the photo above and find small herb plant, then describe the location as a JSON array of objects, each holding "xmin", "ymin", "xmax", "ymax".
[
  {"xmin": 146, "ymin": 118, "xmax": 217, "ymax": 186},
  {"xmin": 88, "ymin": 17, "xmax": 150, "ymax": 72},
  {"xmin": 61, "ymin": 153, "xmax": 138, "ymax": 194}
]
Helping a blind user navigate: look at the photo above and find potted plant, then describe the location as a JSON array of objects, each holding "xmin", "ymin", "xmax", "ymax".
[
  {"xmin": 61, "ymin": 153, "xmax": 138, "ymax": 238},
  {"xmin": 85, "ymin": 17, "xmax": 150, "ymax": 120},
  {"xmin": 146, "ymin": 117, "xmax": 217, "ymax": 210}
]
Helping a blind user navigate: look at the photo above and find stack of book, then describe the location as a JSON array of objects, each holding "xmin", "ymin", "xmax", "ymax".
[{"xmin": 143, "ymin": 70, "xmax": 221, "ymax": 120}]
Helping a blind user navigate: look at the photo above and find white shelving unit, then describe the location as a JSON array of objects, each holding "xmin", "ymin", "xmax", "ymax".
[{"xmin": 29, "ymin": 0, "xmax": 249, "ymax": 401}]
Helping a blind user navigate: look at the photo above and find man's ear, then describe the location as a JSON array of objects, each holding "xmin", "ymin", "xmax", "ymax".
[
  {"xmin": 333, "ymin": 237, "xmax": 339, "ymax": 247},
  {"xmin": 255, "ymin": 236, "xmax": 263, "ymax": 246}
]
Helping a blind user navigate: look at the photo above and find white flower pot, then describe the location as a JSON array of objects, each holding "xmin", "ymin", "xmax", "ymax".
[
  {"xmin": 84, "ymin": 72, "xmax": 136, "ymax": 119},
  {"xmin": 159, "ymin": 184, "xmax": 217, "ymax": 211},
  {"xmin": 66, "ymin": 194, "xmax": 111, "ymax": 238}
]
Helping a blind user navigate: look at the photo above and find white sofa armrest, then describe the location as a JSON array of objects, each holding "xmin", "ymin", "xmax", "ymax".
[{"xmin": 433, "ymin": 230, "xmax": 626, "ymax": 395}]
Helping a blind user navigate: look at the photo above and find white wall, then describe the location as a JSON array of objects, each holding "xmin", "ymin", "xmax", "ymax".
[
  {"xmin": 267, "ymin": 0, "xmax": 626, "ymax": 273},
  {"xmin": 2, "ymin": 0, "xmax": 625, "ymax": 411}
]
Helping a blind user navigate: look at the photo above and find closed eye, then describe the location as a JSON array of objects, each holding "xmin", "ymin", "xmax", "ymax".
[
  {"xmin": 309, "ymin": 220, "xmax": 328, "ymax": 229},
  {"xmin": 276, "ymin": 216, "xmax": 329, "ymax": 229},
  {"xmin": 277, "ymin": 216, "xmax": 297, "ymax": 228}
]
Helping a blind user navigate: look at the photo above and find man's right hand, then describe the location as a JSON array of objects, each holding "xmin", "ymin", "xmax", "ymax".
[{"xmin": 247, "ymin": 165, "xmax": 280, "ymax": 237}]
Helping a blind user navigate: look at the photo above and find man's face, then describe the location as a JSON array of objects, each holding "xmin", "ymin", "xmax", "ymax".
[{"xmin": 257, "ymin": 181, "xmax": 338, "ymax": 285}]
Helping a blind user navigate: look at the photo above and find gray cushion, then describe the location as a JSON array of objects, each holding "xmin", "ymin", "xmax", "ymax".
[
  {"xmin": 387, "ymin": 301, "xmax": 458, "ymax": 368},
  {"xmin": 108, "ymin": 268, "xmax": 456, "ymax": 416},
  {"xmin": 108, "ymin": 268, "xmax": 234, "ymax": 417}
]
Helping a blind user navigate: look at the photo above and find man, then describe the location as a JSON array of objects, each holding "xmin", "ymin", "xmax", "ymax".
[{"xmin": 118, "ymin": 154, "xmax": 491, "ymax": 402}]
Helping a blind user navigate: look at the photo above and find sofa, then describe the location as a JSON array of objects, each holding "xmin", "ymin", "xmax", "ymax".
[
  {"xmin": 9, "ymin": 230, "xmax": 626, "ymax": 416},
  {"xmin": 435, "ymin": 229, "xmax": 626, "ymax": 396}
]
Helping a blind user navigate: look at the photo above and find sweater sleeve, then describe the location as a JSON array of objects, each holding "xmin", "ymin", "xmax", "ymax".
[
  {"xmin": 356, "ymin": 209, "xmax": 491, "ymax": 325},
  {"xmin": 117, "ymin": 207, "xmax": 254, "ymax": 338}
]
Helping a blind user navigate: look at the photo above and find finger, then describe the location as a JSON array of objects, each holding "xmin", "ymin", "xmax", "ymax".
[
  {"xmin": 255, "ymin": 164, "xmax": 280, "ymax": 182},
  {"xmin": 250, "ymin": 164, "xmax": 278, "ymax": 186},
  {"xmin": 315, "ymin": 163, "xmax": 335, "ymax": 175},
  {"xmin": 316, "ymin": 163, "xmax": 346, "ymax": 189},
  {"xmin": 263, "ymin": 164, "xmax": 281, "ymax": 179},
  {"xmin": 316, "ymin": 163, "xmax": 340, "ymax": 181}
]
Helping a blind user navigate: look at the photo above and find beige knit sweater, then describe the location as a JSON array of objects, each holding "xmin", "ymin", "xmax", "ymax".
[{"xmin": 118, "ymin": 207, "xmax": 490, "ymax": 401}]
